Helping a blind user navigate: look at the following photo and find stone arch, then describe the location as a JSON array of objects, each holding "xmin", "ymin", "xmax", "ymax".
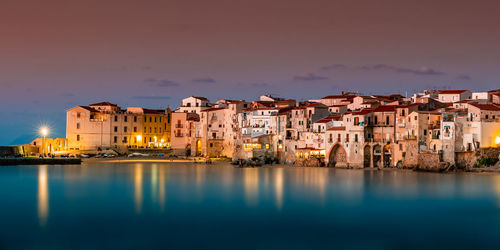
[
  {"xmin": 363, "ymin": 145, "xmax": 371, "ymax": 168},
  {"xmin": 373, "ymin": 144, "xmax": 382, "ymax": 168},
  {"xmin": 328, "ymin": 144, "xmax": 347, "ymax": 167}
]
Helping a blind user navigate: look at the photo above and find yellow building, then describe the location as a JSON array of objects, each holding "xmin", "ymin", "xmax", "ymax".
[{"xmin": 66, "ymin": 102, "xmax": 171, "ymax": 153}]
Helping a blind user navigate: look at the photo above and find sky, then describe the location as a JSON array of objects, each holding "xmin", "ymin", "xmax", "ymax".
[{"xmin": 1, "ymin": 0, "xmax": 499, "ymax": 144}]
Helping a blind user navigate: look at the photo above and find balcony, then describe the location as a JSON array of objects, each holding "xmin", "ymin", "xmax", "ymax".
[
  {"xmin": 174, "ymin": 133, "xmax": 184, "ymax": 137},
  {"xmin": 175, "ymin": 124, "xmax": 183, "ymax": 128},
  {"xmin": 209, "ymin": 137, "xmax": 224, "ymax": 140}
]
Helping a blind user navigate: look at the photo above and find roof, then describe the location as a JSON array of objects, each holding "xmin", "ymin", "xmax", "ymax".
[
  {"xmin": 315, "ymin": 116, "xmax": 340, "ymax": 123},
  {"xmin": 327, "ymin": 126, "xmax": 346, "ymax": 131},
  {"xmin": 142, "ymin": 108, "xmax": 164, "ymax": 114},
  {"xmin": 201, "ymin": 107, "xmax": 227, "ymax": 112},
  {"xmin": 306, "ymin": 103, "xmax": 327, "ymax": 108},
  {"xmin": 191, "ymin": 96, "xmax": 209, "ymax": 101},
  {"xmin": 89, "ymin": 101, "xmax": 117, "ymax": 106},
  {"xmin": 396, "ymin": 103, "xmax": 420, "ymax": 108},
  {"xmin": 374, "ymin": 105, "xmax": 396, "ymax": 112},
  {"xmin": 438, "ymin": 89, "xmax": 469, "ymax": 94},
  {"xmin": 469, "ymin": 104, "xmax": 500, "ymax": 111},
  {"xmin": 321, "ymin": 94, "xmax": 356, "ymax": 99},
  {"xmin": 75, "ymin": 106, "xmax": 98, "ymax": 112}
]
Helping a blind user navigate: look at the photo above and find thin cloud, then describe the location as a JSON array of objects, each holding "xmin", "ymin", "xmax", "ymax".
[
  {"xmin": 457, "ymin": 74, "xmax": 471, "ymax": 80},
  {"xmin": 133, "ymin": 95, "xmax": 171, "ymax": 100},
  {"xmin": 156, "ymin": 80, "xmax": 179, "ymax": 87},
  {"xmin": 320, "ymin": 64, "xmax": 347, "ymax": 70},
  {"xmin": 322, "ymin": 64, "xmax": 446, "ymax": 76},
  {"xmin": 143, "ymin": 78, "xmax": 157, "ymax": 83},
  {"xmin": 250, "ymin": 83, "xmax": 269, "ymax": 87},
  {"xmin": 293, "ymin": 73, "xmax": 328, "ymax": 81},
  {"xmin": 192, "ymin": 77, "xmax": 216, "ymax": 83}
]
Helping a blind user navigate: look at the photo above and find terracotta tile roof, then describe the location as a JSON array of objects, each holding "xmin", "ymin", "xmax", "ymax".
[
  {"xmin": 201, "ymin": 107, "xmax": 227, "ymax": 112},
  {"xmin": 315, "ymin": 116, "xmax": 339, "ymax": 123},
  {"xmin": 191, "ymin": 96, "xmax": 209, "ymax": 101},
  {"xmin": 142, "ymin": 108, "xmax": 164, "ymax": 114},
  {"xmin": 327, "ymin": 126, "xmax": 346, "ymax": 131},
  {"xmin": 89, "ymin": 101, "xmax": 117, "ymax": 106},
  {"xmin": 78, "ymin": 106, "xmax": 98, "ymax": 112},
  {"xmin": 321, "ymin": 94, "xmax": 356, "ymax": 99},
  {"xmin": 469, "ymin": 104, "xmax": 500, "ymax": 111},
  {"xmin": 396, "ymin": 103, "xmax": 421, "ymax": 108},
  {"xmin": 438, "ymin": 89, "xmax": 469, "ymax": 94},
  {"xmin": 374, "ymin": 105, "xmax": 396, "ymax": 112}
]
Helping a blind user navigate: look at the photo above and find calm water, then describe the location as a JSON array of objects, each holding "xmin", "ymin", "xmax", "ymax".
[{"xmin": 1, "ymin": 163, "xmax": 500, "ymax": 249}]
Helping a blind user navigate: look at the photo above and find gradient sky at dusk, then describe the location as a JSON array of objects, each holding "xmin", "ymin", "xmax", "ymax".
[{"xmin": 1, "ymin": 0, "xmax": 499, "ymax": 144}]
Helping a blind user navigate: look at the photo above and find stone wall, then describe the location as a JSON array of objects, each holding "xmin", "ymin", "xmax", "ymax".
[
  {"xmin": 455, "ymin": 151, "xmax": 476, "ymax": 169},
  {"xmin": 417, "ymin": 152, "xmax": 440, "ymax": 169}
]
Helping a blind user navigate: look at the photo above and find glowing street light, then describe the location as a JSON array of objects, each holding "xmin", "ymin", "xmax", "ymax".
[
  {"xmin": 40, "ymin": 126, "xmax": 49, "ymax": 157},
  {"xmin": 40, "ymin": 127, "xmax": 49, "ymax": 137}
]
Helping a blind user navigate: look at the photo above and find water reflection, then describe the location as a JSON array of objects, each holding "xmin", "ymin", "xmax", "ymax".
[
  {"xmin": 274, "ymin": 168, "xmax": 284, "ymax": 210},
  {"xmin": 38, "ymin": 165, "xmax": 49, "ymax": 227},
  {"xmin": 243, "ymin": 168, "xmax": 259, "ymax": 206},
  {"xmin": 158, "ymin": 166, "xmax": 166, "ymax": 211},
  {"xmin": 134, "ymin": 164, "xmax": 143, "ymax": 214}
]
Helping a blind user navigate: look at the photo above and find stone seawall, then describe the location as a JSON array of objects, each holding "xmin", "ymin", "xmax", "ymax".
[{"xmin": 0, "ymin": 158, "xmax": 82, "ymax": 166}]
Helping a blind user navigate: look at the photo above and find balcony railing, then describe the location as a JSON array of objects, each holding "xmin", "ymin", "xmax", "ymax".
[{"xmin": 175, "ymin": 133, "xmax": 184, "ymax": 137}]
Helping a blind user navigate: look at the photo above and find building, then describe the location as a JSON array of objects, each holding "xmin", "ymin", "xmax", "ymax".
[{"xmin": 66, "ymin": 102, "xmax": 171, "ymax": 153}]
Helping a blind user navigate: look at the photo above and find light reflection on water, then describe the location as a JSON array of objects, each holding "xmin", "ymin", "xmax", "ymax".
[{"xmin": 2, "ymin": 163, "xmax": 499, "ymax": 249}]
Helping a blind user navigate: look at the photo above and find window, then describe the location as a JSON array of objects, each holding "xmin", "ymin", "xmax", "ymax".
[
  {"xmin": 375, "ymin": 117, "xmax": 378, "ymax": 124},
  {"xmin": 423, "ymin": 129, "xmax": 427, "ymax": 136},
  {"xmin": 144, "ymin": 116, "xmax": 147, "ymax": 122},
  {"xmin": 401, "ymin": 110, "xmax": 405, "ymax": 116},
  {"xmin": 486, "ymin": 115, "xmax": 489, "ymax": 119},
  {"xmin": 355, "ymin": 134, "xmax": 358, "ymax": 142},
  {"xmin": 150, "ymin": 117, "xmax": 152, "ymax": 122},
  {"xmin": 210, "ymin": 143, "xmax": 213, "ymax": 148},
  {"xmin": 124, "ymin": 136, "xmax": 128, "ymax": 143},
  {"xmin": 386, "ymin": 116, "xmax": 389, "ymax": 125},
  {"xmin": 337, "ymin": 134, "xmax": 341, "ymax": 142},
  {"xmin": 354, "ymin": 117, "xmax": 359, "ymax": 125},
  {"xmin": 154, "ymin": 117, "xmax": 157, "ymax": 122},
  {"xmin": 114, "ymin": 126, "xmax": 118, "ymax": 132},
  {"xmin": 114, "ymin": 136, "xmax": 118, "ymax": 143},
  {"xmin": 346, "ymin": 134, "xmax": 349, "ymax": 142},
  {"xmin": 124, "ymin": 116, "xmax": 127, "ymax": 122},
  {"xmin": 134, "ymin": 116, "xmax": 137, "ymax": 122},
  {"xmin": 134, "ymin": 127, "xmax": 137, "ymax": 132},
  {"xmin": 114, "ymin": 116, "xmax": 118, "ymax": 122},
  {"xmin": 124, "ymin": 126, "xmax": 128, "ymax": 132},
  {"xmin": 77, "ymin": 112, "xmax": 81, "ymax": 118},
  {"xmin": 77, "ymin": 135, "xmax": 80, "ymax": 141},
  {"xmin": 76, "ymin": 123, "xmax": 80, "ymax": 129}
]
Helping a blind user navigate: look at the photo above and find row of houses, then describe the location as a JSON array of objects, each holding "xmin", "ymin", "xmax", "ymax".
[{"xmin": 62, "ymin": 89, "xmax": 500, "ymax": 167}]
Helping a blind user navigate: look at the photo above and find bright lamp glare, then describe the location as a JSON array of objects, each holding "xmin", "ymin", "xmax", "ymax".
[{"xmin": 40, "ymin": 127, "xmax": 49, "ymax": 137}]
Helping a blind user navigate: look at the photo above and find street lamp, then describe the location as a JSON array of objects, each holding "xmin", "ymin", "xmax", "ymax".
[{"xmin": 40, "ymin": 127, "xmax": 49, "ymax": 157}]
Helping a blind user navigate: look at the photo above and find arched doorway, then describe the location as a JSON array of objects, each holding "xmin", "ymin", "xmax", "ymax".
[
  {"xmin": 196, "ymin": 140, "xmax": 202, "ymax": 156},
  {"xmin": 328, "ymin": 144, "xmax": 347, "ymax": 167},
  {"xmin": 373, "ymin": 145, "xmax": 382, "ymax": 168},
  {"xmin": 363, "ymin": 145, "xmax": 371, "ymax": 168},
  {"xmin": 383, "ymin": 144, "xmax": 392, "ymax": 168}
]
